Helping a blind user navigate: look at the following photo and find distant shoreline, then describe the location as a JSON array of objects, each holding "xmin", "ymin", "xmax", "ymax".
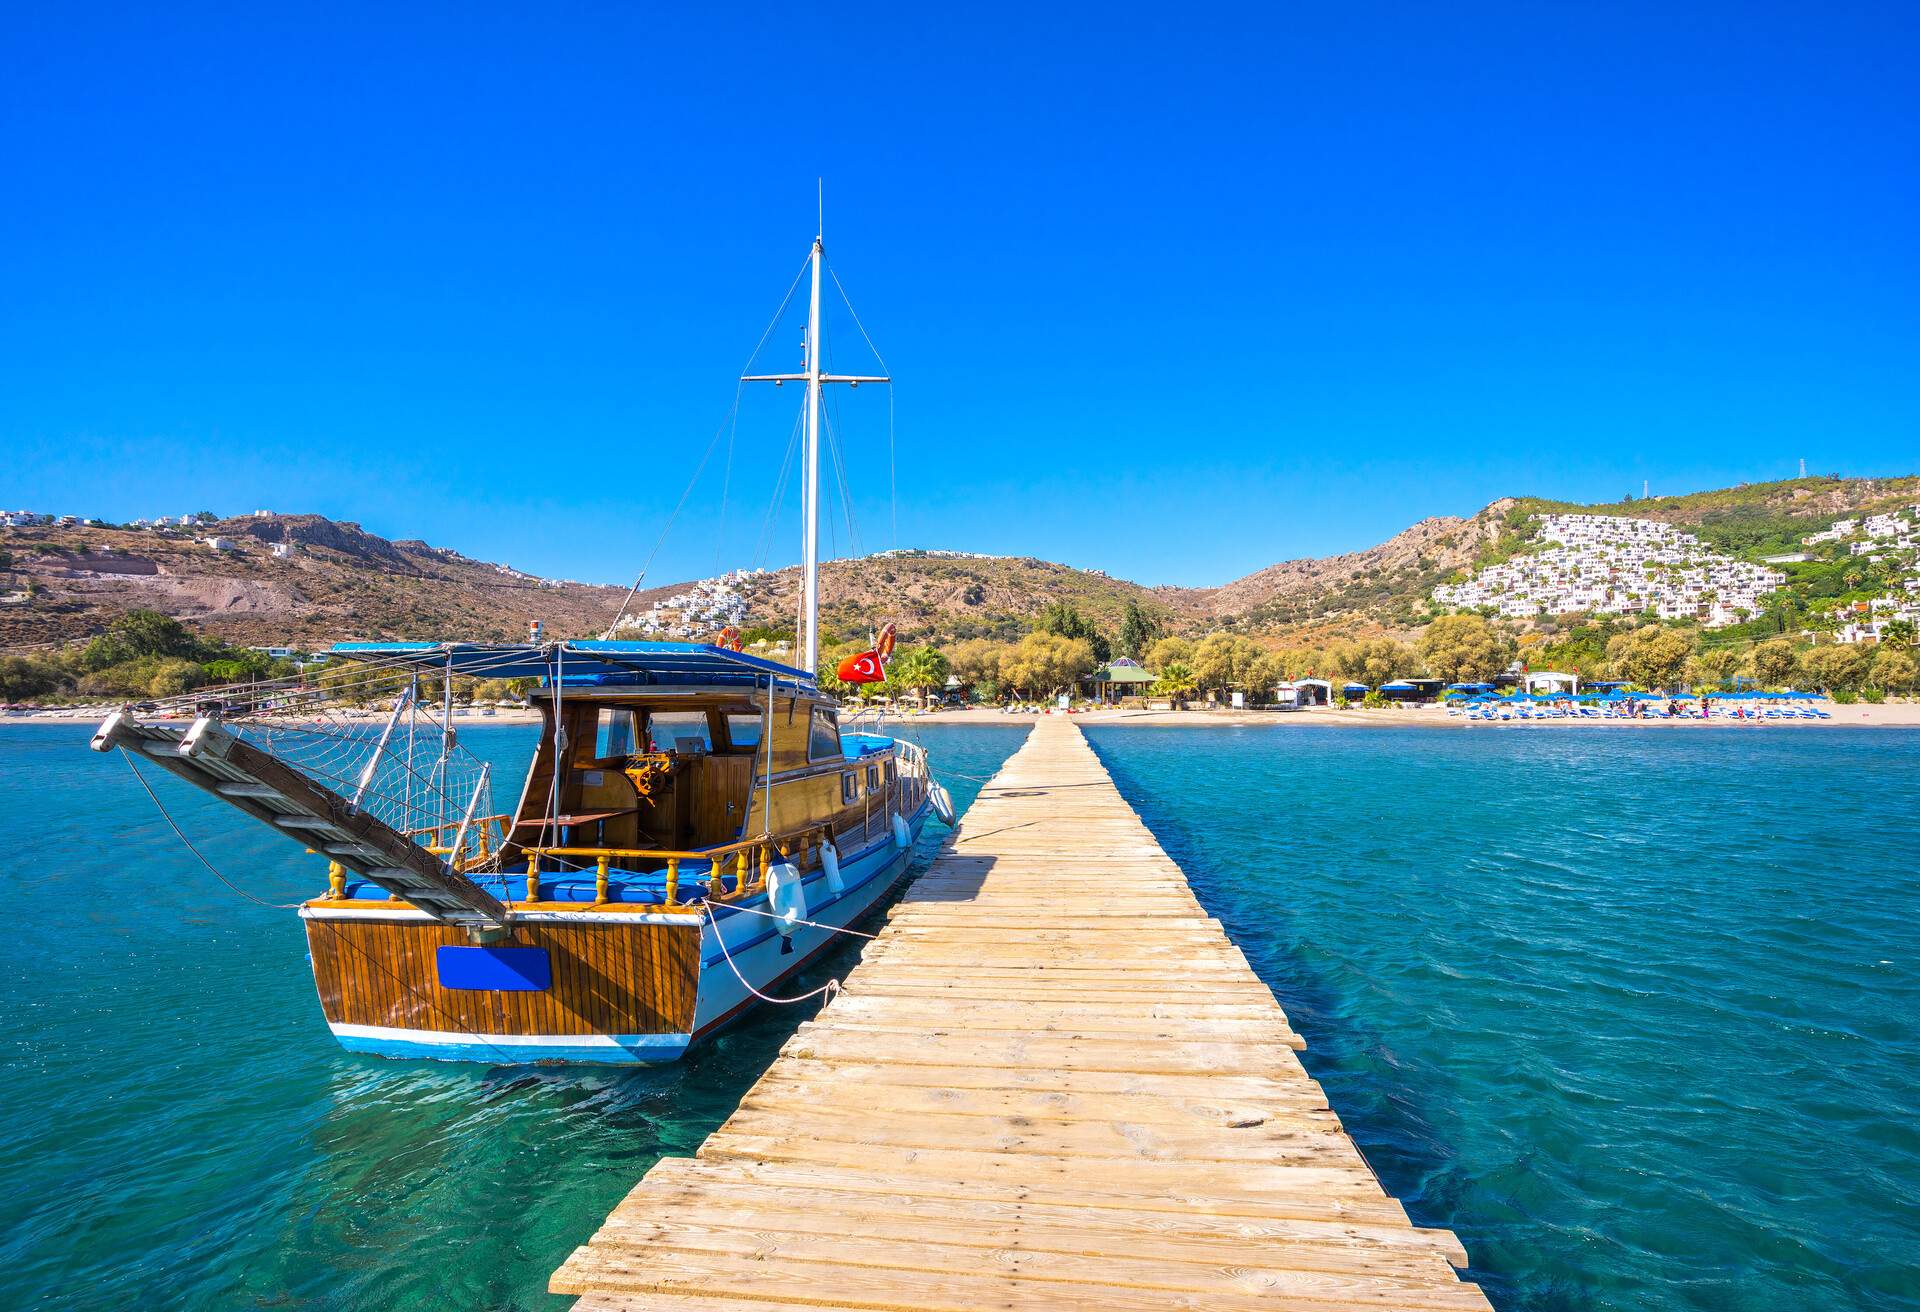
[
  {"xmin": 895, "ymin": 703, "xmax": 1920, "ymax": 729},
  {"xmin": 10, "ymin": 702, "xmax": 1918, "ymax": 730}
]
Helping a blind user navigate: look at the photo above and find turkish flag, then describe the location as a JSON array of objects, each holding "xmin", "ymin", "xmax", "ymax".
[{"xmin": 837, "ymin": 650, "xmax": 885, "ymax": 684}]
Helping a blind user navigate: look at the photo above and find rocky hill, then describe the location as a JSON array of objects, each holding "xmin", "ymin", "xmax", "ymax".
[
  {"xmin": 729, "ymin": 552, "xmax": 1183, "ymax": 646},
  {"xmin": 3, "ymin": 475, "xmax": 1913, "ymax": 653},
  {"xmin": 0, "ymin": 514, "xmax": 647, "ymax": 649}
]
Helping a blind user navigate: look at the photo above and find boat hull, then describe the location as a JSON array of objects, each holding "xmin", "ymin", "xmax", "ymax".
[{"xmin": 301, "ymin": 802, "xmax": 931, "ymax": 1065}]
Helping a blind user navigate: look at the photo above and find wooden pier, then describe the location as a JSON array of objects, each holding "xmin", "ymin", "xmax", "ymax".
[{"xmin": 553, "ymin": 717, "xmax": 1492, "ymax": 1311}]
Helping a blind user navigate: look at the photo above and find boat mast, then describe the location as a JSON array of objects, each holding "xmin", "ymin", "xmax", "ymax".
[
  {"xmin": 742, "ymin": 209, "xmax": 888, "ymax": 676},
  {"xmin": 800, "ymin": 235, "xmax": 824, "ymax": 675}
]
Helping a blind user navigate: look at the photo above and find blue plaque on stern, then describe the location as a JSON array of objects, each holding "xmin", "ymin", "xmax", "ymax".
[{"xmin": 436, "ymin": 945, "xmax": 553, "ymax": 992}]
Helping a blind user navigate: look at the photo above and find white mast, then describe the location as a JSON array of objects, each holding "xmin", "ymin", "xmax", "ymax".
[
  {"xmin": 800, "ymin": 236, "xmax": 824, "ymax": 674},
  {"xmin": 743, "ymin": 211, "xmax": 888, "ymax": 675}
]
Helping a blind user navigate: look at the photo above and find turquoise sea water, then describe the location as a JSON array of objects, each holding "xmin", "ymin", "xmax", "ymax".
[
  {"xmin": 0, "ymin": 722, "xmax": 1024, "ymax": 1311},
  {"xmin": 4, "ymin": 721, "xmax": 1918, "ymax": 1310},
  {"xmin": 1086, "ymin": 725, "xmax": 1920, "ymax": 1312}
]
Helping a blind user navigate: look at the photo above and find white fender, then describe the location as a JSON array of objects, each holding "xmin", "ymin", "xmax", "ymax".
[
  {"xmin": 891, "ymin": 812, "xmax": 911, "ymax": 850},
  {"xmin": 819, "ymin": 841, "xmax": 845, "ymax": 894},
  {"xmin": 766, "ymin": 859, "xmax": 806, "ymax": 933},
  {"xmin": 931, "ymin": 783, "xmax": 955, "ymax": 826}
]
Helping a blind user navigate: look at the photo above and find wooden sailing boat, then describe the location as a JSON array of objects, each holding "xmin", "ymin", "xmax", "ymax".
[{"xmin": 92, "ymin": 227, "xmax": 952, "ymax": 1064}]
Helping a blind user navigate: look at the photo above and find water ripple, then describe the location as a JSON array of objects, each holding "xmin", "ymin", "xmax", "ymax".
[{"xmin": 1087, "ymin": 723, "xmax": 1920, "ymax": 1312}]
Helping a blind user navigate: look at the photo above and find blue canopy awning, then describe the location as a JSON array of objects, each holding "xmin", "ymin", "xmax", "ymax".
[
  {"xmin": 330, "ymin": 640, "xmax": 817, "ymax": 690},
  {"xmin": 1380, "ymin": 681, "xmax": 1418, "ymax": 691}
]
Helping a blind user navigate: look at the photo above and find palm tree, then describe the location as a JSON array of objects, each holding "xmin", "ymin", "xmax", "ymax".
[
  {"xmin": 1152, "ymin": 661, "xmax": 1198, "ymax": 709},
  {"xmin": 890, "ymin": 646, "xmax": 950, "ymax": 707}
]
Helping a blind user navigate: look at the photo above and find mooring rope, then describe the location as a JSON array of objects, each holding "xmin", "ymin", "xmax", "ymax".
[
  {"xmin": 697, "ymin": 902, "xmax": 844, "ymax": 1005},
  {"xmin": 714, "ymin": 898, "xmax": 882, "ymax": 940},
  {"xmin": 120, "ymin": 749, "xmax": 304, "ymax": 909}
]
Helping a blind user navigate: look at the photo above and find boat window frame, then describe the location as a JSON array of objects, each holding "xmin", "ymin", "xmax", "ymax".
[
  {"xmin": 808, "ymin": 707, "xmax": 843, "ymax": 761},
  {"xmin": 841, "ymin": 771, "xmax": 859, "ymax": 803}
]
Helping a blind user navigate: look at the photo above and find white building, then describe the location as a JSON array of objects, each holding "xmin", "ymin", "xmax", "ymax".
[{"xmin": 1434, "ymin": 514, "xmax": 1784, "ymax": 629}]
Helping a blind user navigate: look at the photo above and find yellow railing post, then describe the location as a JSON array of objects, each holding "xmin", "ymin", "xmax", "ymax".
[
  {"xmin": 525, "ymin": 852, "xmax": 540, "ymax": 903},
  {"xmin": 758, "ymin": 845, "xmax": 771, "ymax": 894},
  {"xmin": 327, "ymin": 860, "xmax": 346, "ymax": 900},
  {"xmin": 594, "ymin": 854, "xmax": 610, "ymax": 906},
  {"xmin": 665, "ymin": 856, "xmax": 679, "ymax": 907}
]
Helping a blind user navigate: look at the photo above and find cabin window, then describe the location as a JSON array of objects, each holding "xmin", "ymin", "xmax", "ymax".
[
  {"xmin": 808, "ymin": 708, "xmax": 842, "ymax": 760},
  {"xmin": 842, "ymin": 772, "xmax": 858, "ymax": 803},
  {"xmin": 726, "ymin": 713, "xmax": 763, "ymax": 751},
  {"xmin": 649, "ymin": 711, "xmax": 711, "ymax": 754},
  {"xmin": 594, "ymin": 707, "xmax": 635, "ymax": 759},
  {"xmin": 866, "ymin": 764, "xmax": 880, "ymax": 790}
]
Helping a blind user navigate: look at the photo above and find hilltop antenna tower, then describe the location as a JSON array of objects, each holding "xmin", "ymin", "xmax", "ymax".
[
  {"xmin": 1643, "ymin": 479, "xmax": 1649, "ymax": 500},
  {"xmin": 1800, "ymin": 458, "xmax": 1807, "ymax": 478},
  {"xmin": 741, "ymin": 194, "xmax": 889, "ymax": 674}
]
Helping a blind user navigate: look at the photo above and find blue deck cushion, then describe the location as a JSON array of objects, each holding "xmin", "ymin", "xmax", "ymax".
[
  {"xmin": 840, "ymin": 732, "xmax": 895, "ymax": 758},
  {"xmin": 340, "ymin": 862, "xmax": 712, "ymax": 904}
]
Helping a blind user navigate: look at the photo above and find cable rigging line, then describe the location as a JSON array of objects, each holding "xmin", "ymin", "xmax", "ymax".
[
  {"xmin": 606, "ymin": 251, "xmax": 814, "ymax": 634},
  {"xmin": 828, "ymin": 260, "xmax": 898, "ymax": 552}
]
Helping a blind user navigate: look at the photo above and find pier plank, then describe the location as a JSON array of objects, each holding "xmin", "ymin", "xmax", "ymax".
[{"xmin": 553, "ymin": 718, "xmax": 1491, "ymax": 1309}]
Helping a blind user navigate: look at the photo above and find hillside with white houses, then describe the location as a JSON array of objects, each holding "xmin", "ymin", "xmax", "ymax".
[
  {"xmin": 1433, "ymin": 514, "xmax": 1786, "ymax": 627},
  {"xmin": 1810, "ymin": 505, "xmax": 1920, "ymax": 644}
]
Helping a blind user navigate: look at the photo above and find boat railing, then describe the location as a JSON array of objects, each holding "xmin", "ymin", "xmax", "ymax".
[{"xmin": 517, "ymin": 822, "xmax": 841, "ymax": 908}]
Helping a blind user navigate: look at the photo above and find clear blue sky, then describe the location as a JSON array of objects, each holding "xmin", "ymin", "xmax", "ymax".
[{"xmin": 4, "ymin": 4, "xmax": 1915, "ymax": 588}]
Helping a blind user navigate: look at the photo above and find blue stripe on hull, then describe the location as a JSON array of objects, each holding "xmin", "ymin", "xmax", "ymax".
[{"xmin": 331, "ymin": 1029, "xmax": 691, "ymax": 1065}]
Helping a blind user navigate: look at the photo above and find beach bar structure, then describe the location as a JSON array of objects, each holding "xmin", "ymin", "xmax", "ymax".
[
  {"xmin": 1274, "ymin": 678, "xmax": 1332, "ymax": 707},
  {"xmin": 1081, "ymin": 657, "xmax": 1157, "ymax": 704},
  {"xmin": 553, "ymin": 717, "xmax": 1492, "ymax": 1310}
]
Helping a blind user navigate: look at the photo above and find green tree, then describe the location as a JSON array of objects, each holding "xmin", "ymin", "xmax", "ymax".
[
  {"xmin": 1686, "ymin": 647, "xmax": 1740, "ymax": 691},
  {"xmin": 0, "ymin": 655, "xmax": 68, "ymax": 701},
  {"xmin": 1000, "ymin": 632, "xmax": 1096, "ymax": 698},
  {"xmin": 1145, "ymin": 636, "xmax": 1192, "ymax": 673},
  {"xmin": 1190, "ymin": 632, "xmax": 1264, "ymax": 695},
  {"xmin": 1117, "ymin": 600, "xmax": 1158, "ymax": 661},
  {"xmin": 1416, "ymin": 614, "xmax": 1514, "ymax": 684},
  {"xmin": 1870, "ymin": 645, "xmax": 1916, "ymax": 693},
  {"xmin": 82, "ymin": 608, "xmax": 203, "ymax": 671},
  {"xmin": 1336, "ymin": 637, "xmax": 1416, "ymax": 689},
  {"xmin": 1604, "ymin": 626, "xmax": 1696, "ymax": 691},
  {"xmin": 1882, "ymin": 619, "xmax": 1916, "ymax": 650},
  {"xmin": 146, "ymin": 657, "xmax": 207, "ymax": 698},
  {"xmin": 1801, "ymin": 643, "xmax": 1870, "ymax": 694},
  {"xmin": 1745, "ymin": 638, "xmax": 1800, "ymax": 687},
  {"xmin": 946, "ymin": 639, "xmax": 1009, "ymax": 697},
  {"xmin": 1034, "ymin": 602, "xmax": 1110, "ymax": 663}
]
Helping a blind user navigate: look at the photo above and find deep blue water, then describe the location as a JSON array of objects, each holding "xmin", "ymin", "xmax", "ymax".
[
  {"xmin": 1086, "ymin": 724, "xmax": 1920, "ymax": 1312},
  {"xmin": 0, "ymin": 721, "xmax": 1024, "ymax": 1311},
  {"xmin": 5, "ymin": 721, "xmax": 1918, "ymax": 1311}
]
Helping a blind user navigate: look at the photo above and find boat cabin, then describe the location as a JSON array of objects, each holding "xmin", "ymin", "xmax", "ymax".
[{"xmin": 498, "ymin": 684, "xmax": 901, "ymax": 883}]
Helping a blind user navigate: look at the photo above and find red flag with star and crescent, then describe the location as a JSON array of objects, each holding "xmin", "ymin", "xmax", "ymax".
[{"xmin": 836, "ymin": 623, "xmax": 897, "ymax": 685}]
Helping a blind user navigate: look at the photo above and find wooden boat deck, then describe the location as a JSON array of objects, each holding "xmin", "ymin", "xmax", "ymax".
[{"xmin": 552, "ymin": 716, "xmax": 1493, "ymax": 1311}]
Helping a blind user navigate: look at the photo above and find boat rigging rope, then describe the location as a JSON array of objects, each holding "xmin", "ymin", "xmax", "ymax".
[
  {"xmin": 607, "ymin": 250, "xmax": 813, "ymax": 634},
  {"xmin": 828, "ymin": 260, "xmax": 897, "ymax": 552},
  {"xmin": 119, "ymin": 749, "xmax": 305, "ymax": 909}
]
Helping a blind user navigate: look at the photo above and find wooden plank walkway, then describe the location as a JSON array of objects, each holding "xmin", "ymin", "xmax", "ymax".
[{"xmin": 553, "ymin": 717, "xmax": 1492, "ymax": 1311}]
